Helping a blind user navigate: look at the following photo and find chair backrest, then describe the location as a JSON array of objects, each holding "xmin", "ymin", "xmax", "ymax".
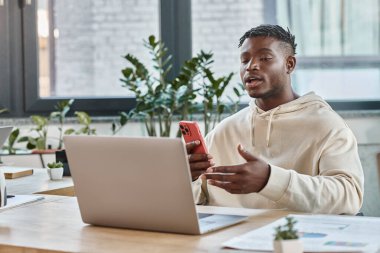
[{"xmin": 359, "ymin": 152, "xmax": 380, "ymax": 217}]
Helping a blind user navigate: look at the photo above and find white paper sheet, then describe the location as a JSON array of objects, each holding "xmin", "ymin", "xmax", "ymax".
[
  {"xmin": 223, "ymin": 214, "xmax": 380, "ymax": 253},
  {"xmin": 0, "ymin": 195, "xmax": 44, "ymax": 211}
]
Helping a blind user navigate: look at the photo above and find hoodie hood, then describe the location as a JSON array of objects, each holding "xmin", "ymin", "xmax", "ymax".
[{"xmin": 249, "ymin": 92, "xmax": 332, "ymax": 147}]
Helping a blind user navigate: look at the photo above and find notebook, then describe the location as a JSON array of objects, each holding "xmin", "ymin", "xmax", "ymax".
[{"xmin": 64, "ymin": 135, "xmax": 248, "ymax": 235}]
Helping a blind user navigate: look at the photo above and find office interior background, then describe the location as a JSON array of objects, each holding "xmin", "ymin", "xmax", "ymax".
[{"xmin": 0, "ymin": 0, "xmax": 380, "ymax": 216}]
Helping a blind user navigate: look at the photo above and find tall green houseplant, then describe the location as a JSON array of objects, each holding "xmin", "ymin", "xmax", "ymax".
[
  {"xmin": 195, "ymin": 51, "xmax": 239, "ymax": 134},
  {"xmin": 121, "ymin": 35, "xmax": 245, "ymax": 137},
  {"xmin": 121, "ymin": 35, "xmax": 197, "ymax": 137}
]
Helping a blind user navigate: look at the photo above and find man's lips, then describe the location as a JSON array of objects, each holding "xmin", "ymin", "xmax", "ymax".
[{"xmin": 244, "ymin": 76, "xmax": 264, "ymax": 88}]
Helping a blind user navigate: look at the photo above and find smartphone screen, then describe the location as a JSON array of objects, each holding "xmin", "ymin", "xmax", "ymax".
[{"xmin": 179, "ymin": 121, "xmax": 208, "ymax": 154}]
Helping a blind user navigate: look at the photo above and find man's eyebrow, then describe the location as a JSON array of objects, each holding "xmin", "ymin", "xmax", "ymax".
[
  {"xmin": 240, "ymin": 48, "xmax": 274, "ymax": 55},
  {"xmin": 256, "ymin": 48, "xmax": 274, "ymax": 53}
]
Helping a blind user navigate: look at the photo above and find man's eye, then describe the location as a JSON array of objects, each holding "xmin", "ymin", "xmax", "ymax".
[
  {"xmin": 260, "ymin": 57, "xmax": 272, "ymax": 61},
  {"xmin": 241, "ymin": 59, "xmax": 249, "ymax": 64}
]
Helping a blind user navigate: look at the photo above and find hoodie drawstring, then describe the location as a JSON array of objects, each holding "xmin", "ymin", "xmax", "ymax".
[{"xmin": 266, "ymin": 107, "xmax": 280, "ymax": 147}]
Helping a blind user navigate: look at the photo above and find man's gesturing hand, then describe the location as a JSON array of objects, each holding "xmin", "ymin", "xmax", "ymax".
[
  {"xmin": 204, "ymin": 144, "xmax": 271, "ymax": 194},
  {"xmin": 186, "ymin": 140, "xmax": 214, "ymax": 181}
]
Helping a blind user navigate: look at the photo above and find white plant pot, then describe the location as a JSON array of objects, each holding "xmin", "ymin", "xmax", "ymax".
[
  {"xmin": 47, "ymin": 167, "xmax": 64, "ymax": 181},
  {"xmin": 273, "ymin": 239, "xmax": 304, "ymax": 253}
]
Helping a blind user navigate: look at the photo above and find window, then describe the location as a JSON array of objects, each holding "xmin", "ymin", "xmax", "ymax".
[
  {"xmin": 191, "ymin": 0, "xmax": 264, "ymax": 103},
  {"xmin": 0, "ymin": 0, "xmax": 11, "ymax": 111},
  {"xmin": 192, "ymin": 0, "xmax": 380, "ymax": 109},
  {"xmin": 0, "ymin": 0, "xmax": 190, "ymax": 116},
  {"xmin": 1, "ymin": 0, "xmax": 380, "ymax": 117},
  {"xmin": 37, "ymin": 0, "xmax": 159, "ymax": 98},
  {"xmin": 26, "ymin": 0, "xmax": 160, "ymax": 115},
  {"xmin": 277, "ymin": 0, "xmax": 380, "ymax": 104}
]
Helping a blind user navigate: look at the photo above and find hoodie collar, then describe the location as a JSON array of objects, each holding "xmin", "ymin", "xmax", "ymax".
[{"xmin": 249, "ymin": 92, "xmax": 331, "ymax": 147}]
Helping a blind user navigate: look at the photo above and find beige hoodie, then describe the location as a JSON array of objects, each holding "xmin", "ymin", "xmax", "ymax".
[{"xmin": 192, "ymin": 92, "xmax": 364, "ymax": 214}]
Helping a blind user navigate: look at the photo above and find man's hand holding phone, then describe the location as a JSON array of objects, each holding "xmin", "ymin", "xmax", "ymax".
[
  {"xmin": 185, "ymin": 140, "xmax": 214, "ymax": 181},
  {"xmin": 179, "ymin": 121, "xmax": 214, "ymax": 181}
]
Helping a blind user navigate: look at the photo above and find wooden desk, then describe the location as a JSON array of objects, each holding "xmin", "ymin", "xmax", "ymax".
[
  {"xmin": 5, "ymin": 168, "xmax": 74, "ymax": 196},
  {"xmin": 0, "ymin": 196, "xmax": 290, "ymax": 253}
]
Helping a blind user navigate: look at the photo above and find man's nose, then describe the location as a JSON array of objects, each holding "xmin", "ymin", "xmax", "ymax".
[{"xmin": 246, "ymin": 58, "xmax": 259, "ymax": 71}]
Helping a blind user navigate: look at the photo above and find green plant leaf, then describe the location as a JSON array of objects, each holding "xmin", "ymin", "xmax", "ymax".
[
  {"xmin": 119, "ymin": 112, "xmax": 129, "ymax": 125},
  {"xmin": 75, "ymin": 111, "xmax": 91, "ymax": 125},
  {"xmin": 0, "ymin": 108, "xmax": 8, "ymax": 114},
  {"xmin": 64, "ymin": 129, "xmax": 75, "ymax": 135},
  {"xmin": 26, "ymin": 142, "xmax": 36, "ymax": 150},
  {"xmin": 8, "ymin": 128, "xmax": 19, "ymax": 146},
  {"xmin": 121, "ymin": 68, "xmax": 133, "ymax": 78},
  {"xmin": 273, "ymin": 217, "xmax": 299, "ymax": 240},
  {"xmin": 31, "ymin": 115, "xmax": 48, "ymax": 128},
  {"xmin": 17, "ymin": 136, "xmax": 29, "ymax": 143},
  {"xmin": 217, "ymin": 104, "xmax": 225, "ymax": 114},
  {"xmin": 233, "ymin": 87, "xmax": 240, "ymax": 96},
  {"xmin": 36, "ymin": 138, "xmax": 46, "ymax": 150},
  {"xmin": 148, "ymin": 35, "xmax": 156, "ymax": 46},
  {"xmin": 47, "ymin": 161, "xmax": 63, "ymax": 169}
]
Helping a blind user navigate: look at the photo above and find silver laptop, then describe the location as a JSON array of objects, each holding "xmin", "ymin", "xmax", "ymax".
[
  {"xmin": 0, "ymin": 126, "xmax": 13, "ymax": 150},
  {"xmin": 64, "ymin": 135, "xmax": 248, "ymax": 235}
]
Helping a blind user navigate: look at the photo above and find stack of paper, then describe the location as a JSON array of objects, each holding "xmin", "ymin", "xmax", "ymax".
[
  {"xmin": 223, "ymin": 214, "xmax": 380, "ymax": 253},
  {"xmin": 0, "ymin": 195, "xmax": 44, "ymax": 211}
]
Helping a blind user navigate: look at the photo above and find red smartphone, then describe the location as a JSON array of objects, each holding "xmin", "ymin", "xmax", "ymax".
[{"xmin": 179, "ymin": 121, "xmax": 208, "ymax": 154}]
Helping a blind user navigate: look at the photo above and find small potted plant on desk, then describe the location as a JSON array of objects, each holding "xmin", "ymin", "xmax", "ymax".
[
  {"xmin": 273, "ymin": 217, "xmax": 303, "ymax": 253},
  {"xmin": 47, "ymin": 162, "xmax": 64, "ymax": 181}
]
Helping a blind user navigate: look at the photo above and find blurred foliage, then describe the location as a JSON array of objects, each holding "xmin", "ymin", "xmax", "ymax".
[{"xmin": 121, "ymin": 35, "xmax": 245, "ymax": 137}]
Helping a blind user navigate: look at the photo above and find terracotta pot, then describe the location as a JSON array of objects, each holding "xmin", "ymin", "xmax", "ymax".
[{"xmin": 273, "ymin": 239, "xmax": 303, "ymax": 253}]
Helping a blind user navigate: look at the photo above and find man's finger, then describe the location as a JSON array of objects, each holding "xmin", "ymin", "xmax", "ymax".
[
  {"xmin": 191, "ymin": 171, "xmax": 206, "ymax": 181},
  {"xmin": 204, "ymin": 173, "xmax": 239, "ymax": 182},
  {"xmin": 237, "ymin": 144, "xmax": 258, "ymax": 161},
  {"xmin": 190, "ymin": 161, "xmax": 214, "ymax": 171},
  {"xmin": 206, "ymin": 165, "xmax": 242, "ymax": 174},
  {"xmin": 188, "ymin": 153, "xmax": 212, "ymax": 162},
  {"xmin": 207, "ymin": 180, "xmax": 242, "ymax": 193},
  {"xmin": 186, "ymin": 140, "xmax": 200, "ymax": 153}
]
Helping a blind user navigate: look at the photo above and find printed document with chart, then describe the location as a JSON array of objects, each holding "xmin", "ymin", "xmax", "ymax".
[{"xmin": 223, "ymin": 214, "xmax": 380, "ymax": 252}]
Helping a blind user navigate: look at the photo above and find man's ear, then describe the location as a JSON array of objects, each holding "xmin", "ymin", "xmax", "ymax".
[{"xmin": 286, "ymin": 55, "xmax": 296, "ymax": 74}]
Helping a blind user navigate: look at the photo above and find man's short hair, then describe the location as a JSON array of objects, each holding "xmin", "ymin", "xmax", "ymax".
[{"xmin": 238, "ymin": 24, "xmax": 297, "ymax": 55}]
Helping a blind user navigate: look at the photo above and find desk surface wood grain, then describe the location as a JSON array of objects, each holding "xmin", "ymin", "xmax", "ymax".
[{"xmin": 0, "ymin": 196, "xmax": 290, "ymax": 253}]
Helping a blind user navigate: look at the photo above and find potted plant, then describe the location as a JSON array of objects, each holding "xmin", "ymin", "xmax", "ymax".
[
  {"xmin": 273, "ymin": 217, "xmax": 303, "ymax": 253},
  {"xmin": 46, "ymin": 162, "xmax": 64, "ymax": 181},
  {"xmin": 121, "ymin": 35, "xmax": 192, "ymax": 137},
  {"xmin": 49, "ymin": 99, "xmax": 74, "ymax": 149},
  {"xmin": 24, "ymin": 99, "xmax": 74, "ymax": 152},
  {"xmin": 120, "ymin": 35, "xmax": 245, "ymax": 137},
  {"xmin": 195, "ymin": 51, "xmax": 245, "ymax": 134},
  {"xmin": 20, "ymin": 99, "xmax": 96, "ymax": 152}
]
